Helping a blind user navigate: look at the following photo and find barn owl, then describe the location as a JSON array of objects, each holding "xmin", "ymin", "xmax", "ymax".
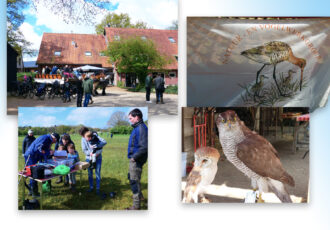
[
  {"xmin": 216, "ymin": 110, "xmax": 295, "ymax": 203},
  {"xmin": 182, "ymin": 147, "xmax": 220, "ymax": 203}
]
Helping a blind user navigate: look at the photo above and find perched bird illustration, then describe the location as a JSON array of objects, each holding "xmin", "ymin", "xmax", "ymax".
[
  {"xmin": 182, "ymin": 147, "xmax": 220, "ymax": 203},
  {"xmin": 241, "ymin": 41, "xmax": 306, "ymax": 94},
  {"xmin": 282, "ymin": 69, "xmax": 296, "ymax": 85},
  {"xmin": 251, "ymin": 74, "xmax": 268, "ymax": 101},
  {"xmin": 216, "ymin": 110, "xmax": 295, "ymax": 203}
]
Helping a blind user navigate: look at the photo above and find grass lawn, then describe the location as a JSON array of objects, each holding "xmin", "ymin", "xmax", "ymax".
[{"xmin": 18, "ymin": 134, "xmax": 148, "ymax": 210}]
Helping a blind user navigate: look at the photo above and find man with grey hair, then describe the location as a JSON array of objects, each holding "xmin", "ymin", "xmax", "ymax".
[{"xmin": 22, "ymin": 129, "xmax": 36, "ymax": 157}]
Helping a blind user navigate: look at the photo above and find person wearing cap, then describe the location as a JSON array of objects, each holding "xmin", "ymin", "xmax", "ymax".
[
  {"xmin": 126, "ymin": 108, "xmax": 148, "ymax": 210},
  {"xmin": 22, "ymin": 129, "xmax": 36, "ymax": 157},
  {"xmin": 24, "ymin": 133, "xmax": 59, "ymax": 197},
  {"xmin": 82, "ymin": 73, "xmax": 94, "ymax": 107}
]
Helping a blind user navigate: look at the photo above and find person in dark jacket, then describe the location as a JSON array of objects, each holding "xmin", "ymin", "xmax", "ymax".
[
  {"xmin": 145, "ymin": 73, "xmax": 152, "ymax": 103},
  {"xmin": 22, "ymin": 129, "xmax": 36, "ymax": 157},
  {"xmin": 126, "ymin": 108, "xmax": 148, "ymax": 210},
  {"xmin": 24, "ymin": 133, "xmax": 59, "ymax": 197},
  {"xmin": 76, "ymin": 77, "xmax": 84, "ymax": 107},
  {"xmin": 154, "ymin": 74, "xmax": 165, "ymax": 104}
]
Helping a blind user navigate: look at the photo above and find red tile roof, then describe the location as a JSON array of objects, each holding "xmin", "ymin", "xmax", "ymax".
[
  {"xmin": 104, "ymin": 27, "xmax": 178, "ymax": 69},
  {"xmin": 37, "ymin": 33, "xmax": 112, "ymax": 68}
]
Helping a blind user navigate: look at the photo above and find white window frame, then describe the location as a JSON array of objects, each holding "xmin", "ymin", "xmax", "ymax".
[
  {"xmin": 54, "ymin": 51, "xmax": 61, "ymax": 56},
  {"xmin": 85, "ymin": 51, "xmax": 92, "ymax": 56}
]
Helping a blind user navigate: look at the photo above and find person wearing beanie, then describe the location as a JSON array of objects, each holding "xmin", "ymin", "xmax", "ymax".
[{"xmin": 22, "ymin": 129, "xmax": 36, "ymax": 157}]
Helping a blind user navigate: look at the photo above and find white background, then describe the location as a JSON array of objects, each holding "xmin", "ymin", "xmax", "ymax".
[{"xmin": 1, "ymin": 0, "xmax": 330, "ymax": 230}]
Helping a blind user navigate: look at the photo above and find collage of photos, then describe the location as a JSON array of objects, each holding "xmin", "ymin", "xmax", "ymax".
[
  {"xmin": 18, "ymin": 107, "xmax": 148, "ymax": 210},
  {"xmin": 4, "ymin": 0, "xmax": 329, "ymax": 214}
]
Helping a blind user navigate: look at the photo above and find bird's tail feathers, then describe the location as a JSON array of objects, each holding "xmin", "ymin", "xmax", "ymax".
[
  {"xmin": 268, "ymin": 178, "xmax": 293, "ymax": 203},
  {"xmin": 280, "ymin": 172, "xmax": 295, "ymax": 187}
]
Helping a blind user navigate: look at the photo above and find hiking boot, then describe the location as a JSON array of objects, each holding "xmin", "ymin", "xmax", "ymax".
[
  {"xmin": 86, "ymin": 188, "xmax": 94, "ymax": 193},
  {"xmin": 160, "ymin": 97, "xmax": 165, "ymax": 104}
]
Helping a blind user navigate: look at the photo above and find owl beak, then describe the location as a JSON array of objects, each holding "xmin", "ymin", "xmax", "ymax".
[{"xmin": 226, "ymin": 120, "xmax": 232, "ymax": 129}]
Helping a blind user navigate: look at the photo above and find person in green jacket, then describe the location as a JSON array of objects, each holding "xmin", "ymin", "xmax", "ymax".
[
  {"xmin": 145, "ymin": 73, "xmax": 152, "ymax": 103},
  {"xmin": 83, "ymin": 74, "xmax": 94, "ymax": 107}
]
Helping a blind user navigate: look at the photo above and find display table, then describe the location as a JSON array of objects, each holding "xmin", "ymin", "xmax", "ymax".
[{"xmin": 18, "ymin": 162, "xmax": 89, "ymax": 210}]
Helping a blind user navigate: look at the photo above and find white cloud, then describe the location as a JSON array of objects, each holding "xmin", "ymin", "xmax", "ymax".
[
  {"xmin": 19, "ymin": 22, "xmax": 42, "ymax": 61},
  {"xmin": 66, "ymin": 108, "xmax": 113, "ymax": 125},
  {"xmin": 113, "ymin": 0, "xmax": 178, "ymax": 29},
  {"xmin": 19, "ymin": 115, "xmax": 58, "ymax": 127}
]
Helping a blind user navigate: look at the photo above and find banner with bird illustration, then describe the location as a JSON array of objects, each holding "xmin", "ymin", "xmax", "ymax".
[{"xmin": 187, "ymin": 17, "xmax": 330, "ymax": 111}]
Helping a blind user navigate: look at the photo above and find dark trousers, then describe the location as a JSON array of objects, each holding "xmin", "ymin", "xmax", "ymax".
[
  {"xmin": 156, "ymin": 89, "xmax": 163, "ymax": 102},
  {"xmin": 24, "ymin": 155, "xmax": 37, "ymax": 194},
  {"xmin": 83, "ymin": 93, "xmax": 91, "ymax": 107},
  {"xmin": 128, "ymin": 160, "xmax": 144, "ymax": 208},
  {"xmin": 77, "ymin": 93, "xmax": 83, "ymax": 107},
  {"xmin": 145, "ymin": 87, "xmax": 151, "ymax": 101}
]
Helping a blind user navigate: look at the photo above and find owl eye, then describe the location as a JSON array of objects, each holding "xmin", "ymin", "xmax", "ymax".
[
  {"xmin": 222, "ymin": 119, "xmax": 225, "ymax": 123},
  {"xmin": 202, "ymin": 159, "xmax": 208, "ymax": 164},
  {"xmin": 234, "ymin": 117, "xmax": 236, "ymax": 121}
]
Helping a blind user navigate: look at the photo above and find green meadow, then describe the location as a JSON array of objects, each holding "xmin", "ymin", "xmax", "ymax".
[{"xmin": 18, "ymin": 134, "xmax": 148, "ymax": 210}]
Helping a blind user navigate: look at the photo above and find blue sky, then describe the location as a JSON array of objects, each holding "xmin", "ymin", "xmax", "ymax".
[
  {"xmin": 18, "ymin": 107, "xmax": 148, "ymax": 128},
  {"xmin": 16, "ymin": 0, "xmax": 178, "ymax": 61}
]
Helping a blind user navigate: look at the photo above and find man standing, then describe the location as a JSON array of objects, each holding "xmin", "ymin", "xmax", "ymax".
[
  {"xmin": 145, "ymin": 73, "xmax": 152, "ymax": 103},
  {"xmin": 154, "ymin": 74, "xmax": 165, "ymax": 104},
  {"xmin": 83, "ymin": 73, "xmax": 93, "ymax": 107},
  {"xmin": 24, "ymin": 133, "xmax": 60, "ymax": 197},
  {"xmin": 22, "ymin": 129, "xmax": 36, "ymax": 157},
  {"xmin": 126, "ymin": 108, "xmax": 148, "ymax": 210}
]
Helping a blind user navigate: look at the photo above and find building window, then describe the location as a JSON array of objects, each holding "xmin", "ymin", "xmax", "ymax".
[
  {"xmin": 85, "ymin": 51, "xmax": 92, "ymax": 56},
  {"xmin": 99, "ymin": 52, "xmax": 105, "ymax": 56},
  {"xmin": 114, "ymin": 35, "xmax": 120, "ymax": 41},
  {"xmin": 141, "ymin": 36, "xmax": 147, "ymax": 40},
  {"xmin": 54, "ymin": 51, "xmax": 61, "ymax": 56},
  {"xmin": 168, "ymin": 37, "xmax": 176, "ymax": 43},
  {"xmin": 169, "ymin": 72, "xmax": 176, "ymax": 78}
]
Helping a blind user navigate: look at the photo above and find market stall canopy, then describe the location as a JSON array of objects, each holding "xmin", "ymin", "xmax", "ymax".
[{"xmin": 73, "ymin": 65, "xmax": 106, "ymax": 71}]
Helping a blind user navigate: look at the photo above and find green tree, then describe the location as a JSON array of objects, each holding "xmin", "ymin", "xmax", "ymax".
[
  {"xmin": 95, "ymin": 12, "xmax": 150, "ymax": 34},
  {"xmin": 7, "ymin": 0, "xmax": 33, "ymax": 54},
  {"xmin": 104, "ymin": 37, "xmax": 171, "ymax": 87}
]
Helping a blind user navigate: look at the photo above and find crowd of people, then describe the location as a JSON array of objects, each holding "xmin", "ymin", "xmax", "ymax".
[{"xmin": 21, "ymin": 108, "xmax": 148, "ymax": 210}]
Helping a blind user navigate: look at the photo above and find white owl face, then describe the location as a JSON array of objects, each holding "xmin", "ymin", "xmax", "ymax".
[{"xmin": 194, "ymin": 155, "xmax": 216, "ymax": 168}]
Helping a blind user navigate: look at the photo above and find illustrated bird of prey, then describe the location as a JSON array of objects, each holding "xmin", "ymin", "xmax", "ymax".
[
  {"xmin": 241, "ymin": 41, "xmax": 306, "ymax": 95},
  {"xmin": 216, "ymin": 110, "xmax": 295, "ymax": 203},
  {"xmin": 182, "ymin": 147, "xmax": 220, "ymax": 203}
]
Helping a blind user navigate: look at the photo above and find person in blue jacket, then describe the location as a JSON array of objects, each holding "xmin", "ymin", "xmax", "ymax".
[
  {"xmin": 126, "ymin": 108, "xmax": 148, "ymax": 210},
  {"xmin": 79, "ymin": 127, "xmax": 107, "ymax": 195},
  {"xmin": 22, "ymin": 129, "xmax": 36, "ymax": 157},
  {"xmin": 24, "ymin": 133, "xmax": 60, "ymax": 197}
]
